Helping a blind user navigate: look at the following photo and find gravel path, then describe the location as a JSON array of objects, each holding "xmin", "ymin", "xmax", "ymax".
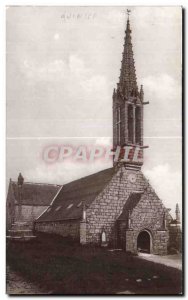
[{"xmin": 138, "ymin": 253, "xmax": 182, "ymax": 270}]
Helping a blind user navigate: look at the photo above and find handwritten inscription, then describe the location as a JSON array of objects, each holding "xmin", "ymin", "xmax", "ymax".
[{"xmin": 61, "ymin": 13, "xmax": 96, "ymax": 22}]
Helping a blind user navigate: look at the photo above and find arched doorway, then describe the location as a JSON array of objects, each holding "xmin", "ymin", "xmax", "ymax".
[{"xmin": 137, "ymin": 230, "xmax": 151, "ymax": 253}]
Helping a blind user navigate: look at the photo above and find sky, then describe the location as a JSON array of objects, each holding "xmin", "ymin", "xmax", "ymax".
[{"xmin": 6, "ymin": 6, "xmax": 182, "ymax": 218}]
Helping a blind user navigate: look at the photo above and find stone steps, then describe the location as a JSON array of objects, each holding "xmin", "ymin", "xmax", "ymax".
[
  {"xmin": 6, "ymin": 236, "xmax": 36, "ymax": 241},
  {"xmin": 11, "ymin": 222, "xmax": 33, "ymax": 230},
  {"xmin": 6, "ymin": 222, "xmax": 36, "ymax": 241},
  {"xmin": 8, "ymin": 230, "xmax": 34, "ymax": 238}
]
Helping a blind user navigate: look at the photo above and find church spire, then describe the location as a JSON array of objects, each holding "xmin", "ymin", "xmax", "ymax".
[
  {"xmin": 118, "ymin": 12, "xmax": 138, "ymax": 98},
  {"xmin": 112, "ymin": 10, "xmax": 148, "ymax": 169}
]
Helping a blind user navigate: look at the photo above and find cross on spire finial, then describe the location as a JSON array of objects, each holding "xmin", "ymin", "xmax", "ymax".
[{"xmin": 127, "ymin": 9, "xmax": 131, "ymax": 19}]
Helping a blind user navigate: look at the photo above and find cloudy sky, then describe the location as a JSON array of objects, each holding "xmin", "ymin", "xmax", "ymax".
[{"xmin": 6, "ymin": 6, "xmax": 182, "ymax": 217}]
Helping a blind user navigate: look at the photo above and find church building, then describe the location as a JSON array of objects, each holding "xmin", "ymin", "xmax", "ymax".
[
  {"xmin": 34, "ymin": 14, "xmax": 181, "ymax": 255},
  {"xmin": 6, "ymin": 173, "xmax": 61, "ymax": 231}
]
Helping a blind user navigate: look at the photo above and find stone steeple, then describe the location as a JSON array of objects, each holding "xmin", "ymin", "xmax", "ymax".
[
  {"xmin": 118, "ymin": 16, "xmax": 138, "ymax": 98},
  {"xmin": 113, "ymin": 12, "xmax": 148, "ymax": 168}
]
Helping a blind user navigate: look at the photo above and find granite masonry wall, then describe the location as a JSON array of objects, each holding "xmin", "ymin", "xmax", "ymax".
[
  {"xmin": 85, "ymin": 165, "xmax": 169, "ymax": 255},
  {"xmin": 14, "ymin": 205, "xmax": 48, "ymax": 223},
  {"xmin": 168, "ymin": 224, "xmax": 182, "ymax": 252},
  {"xmin": 33, "ymin": 165, "xmax": 174, "ymax": 255},
  {"xmin": 35, "ymin": 220, "xmax": 80, "ymax": 240},
  {"xmin": 125, "ymin": 229, "xmax": 169, "ymax": 255},
  {"xmin": 6, "ymin": 197, "xmax": 15, "ymax": 230},
  {"xmin": 80, "ymin": 221, "xmax": 87, "ymax": 244},
  {"xmin": 6, "ymin": 202, "xmax": 49, "ymax": 230}
]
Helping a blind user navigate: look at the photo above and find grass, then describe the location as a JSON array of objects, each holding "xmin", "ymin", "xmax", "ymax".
[{"xmin": 7, "ymin": 232, "xmax": 182, "ymax": 295}]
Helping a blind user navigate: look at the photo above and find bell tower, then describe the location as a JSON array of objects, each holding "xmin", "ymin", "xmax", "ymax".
[{"xmin": 113, "ymin": 11, "xmax": 148, "ymax": 169}]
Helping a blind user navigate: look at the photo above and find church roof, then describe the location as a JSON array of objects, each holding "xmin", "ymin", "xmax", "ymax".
[
  {"xmin": 9, "ymin": 181, "xmax": 61, "ymax": 206},
  {"xmin": 36, "ymin": 167, "xmax": 116, "ymax": 222},
  {"xmin": 118, "ymin": 192, "xmax": 143, "ymax": 220}
]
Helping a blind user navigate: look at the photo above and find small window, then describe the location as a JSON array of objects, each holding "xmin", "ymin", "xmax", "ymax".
[
  {"xmin": 101, "ymin": 230, "xmax": 107, "ymax": 243},
  {"xmin": 67, "ymin": 204, "xmax": 73, "ymax": 209},
  {"xmin": 55, "ymin": 206, "xmax": 61, "ymax": 211},
  {"xmin": 77, "ymin": 201, "xmax": 82, "ymax": 208}
]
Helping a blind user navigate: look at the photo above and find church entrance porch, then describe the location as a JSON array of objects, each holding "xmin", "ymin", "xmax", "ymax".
[
  {"xmin": 137, "ymin": 230, "xmax": 151, "ymax": 253},
  {"xmin": 125, "ymin": 229, "xmax": 168, "ymax": 255}
]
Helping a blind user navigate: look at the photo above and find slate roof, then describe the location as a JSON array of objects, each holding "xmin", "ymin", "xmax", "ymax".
[
  {"xmin": 118, "ymin": 192, "xmax": 143, "ymax": 220},
  {"xmin": 10, "ymin": 181, "xmax": 61, "ymax": 206},
  {"xmin": 36, "ymin": 167, "xmax": 116, "ymax": 222}
]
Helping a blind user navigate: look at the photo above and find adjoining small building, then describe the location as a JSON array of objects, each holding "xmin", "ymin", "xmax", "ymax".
[{"xmin": 6, "ymin": 173, "xmax": 62, "ymax": 230}]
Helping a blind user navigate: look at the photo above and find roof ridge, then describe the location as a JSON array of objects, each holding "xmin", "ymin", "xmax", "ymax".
[
  {"xmin": 11, "ymin": 168, "xmax": 115, "ymax": 188},
  {"xmin": 61, "ymin": 167, "xmax": 115, "ymax": 187},
  {"xmin": 11, "ymin": 181, "xmax": 62, "ymax": 187}
]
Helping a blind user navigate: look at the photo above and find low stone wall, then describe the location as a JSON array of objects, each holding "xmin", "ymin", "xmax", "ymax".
[
  {"xmin": 152, "ymin": 230, "xmax": 169, "ymax": 255},
  {"xmin": 35, "ymin": 220, "xmax": 80, "ymax": 240},
  {"xmin": 168, "ymin": 224, "xmax": 182, "ymax": 252}
]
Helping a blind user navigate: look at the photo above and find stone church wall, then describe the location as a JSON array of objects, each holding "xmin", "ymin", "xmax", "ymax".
[
  {"xmin": 125, "ymin": 229, "xmax": 168, "ymax": 255},
  {"xmin": 6, "ymin": 199, "xmax": 15, "ymax": 231},
  {"xmin": 33, "ymin": 165, "xmax": 171, "ymax": 255},
  {"xmin": 168, "ymin": 224, "xmax": 182, "ymax": 253},
  {"xmin": 6, "ymin": 182, "xmax": 16, "ymax": 230},
  {"xmin": 128, "ymin": 189, "xmax": 169, "ymax": 255},
  {"xmin": 35, "ymin": 220, "xmax": 80, "ymax": 240},
  {"xmin": 14, "ymin": 205, "xmax": 48, "ymax": 224},
  {"xmin": 85, "ymin": 165, "xmax": 168, "ymax": 254},
  {"xmin": 85, "ymin": 166, "xmax": 147, "ymax": 244}
]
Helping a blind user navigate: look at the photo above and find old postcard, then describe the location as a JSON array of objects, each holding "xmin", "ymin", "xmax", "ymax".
[{"xmin": 6, "ymin": 6, "xmax": 182, "ymax": 295}]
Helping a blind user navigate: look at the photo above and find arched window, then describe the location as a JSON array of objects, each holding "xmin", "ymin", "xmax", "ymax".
[
  {"xmin": 128, "ymin": 105, "xmax": 134, "ymax": 144},
  {"xmin": 116, "ymin": 107, "xmax": 121, "ymax": 145},
  {"xmin": 135, "ymin": 106, "xmax": 141, "ymax": 145},
  {"xmin": 102, "ymin": 231, "xmax": 106, "ymax": 243}
]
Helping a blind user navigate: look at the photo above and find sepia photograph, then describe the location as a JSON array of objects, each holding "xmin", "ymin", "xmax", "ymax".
[{"xmin": 6, "ymin": 6, "xmax": 182, "ymax": 295}]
